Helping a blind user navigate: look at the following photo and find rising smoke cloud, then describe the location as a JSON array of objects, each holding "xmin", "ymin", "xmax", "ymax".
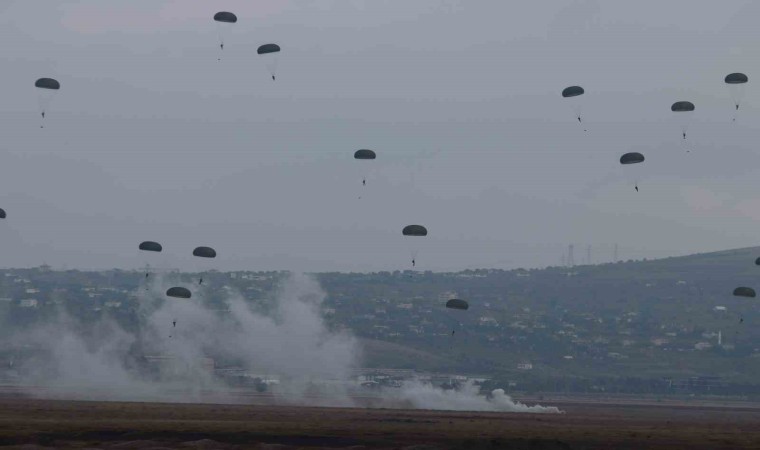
[
  {"xmin": 2, "ymin": 273, "xmax": 559, "ymax": 413},
  {"xmin": 381, "ymin": 380, "xmax": 562, "ymax": 413}
]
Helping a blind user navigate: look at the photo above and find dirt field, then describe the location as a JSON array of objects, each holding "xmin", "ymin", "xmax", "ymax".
[{"xmin": 0, "ymin": 397, "xmax": 758, "ymax": 450}]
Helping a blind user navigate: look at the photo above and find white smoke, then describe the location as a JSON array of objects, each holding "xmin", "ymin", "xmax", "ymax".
[
  {"xmin": 10, "ymin": 310, "xmax": 161, "ymax": 401},
  {"xmin": 381, "ymin": 380, "xmax": 562, "ymax": 413},
  {"xmin": 2, "ymin": 272, "xmax": 560, "ymax": 413}
]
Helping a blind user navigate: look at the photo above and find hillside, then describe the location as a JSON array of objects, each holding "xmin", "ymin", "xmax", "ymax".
[
  {"xmin": 0, "ymin": 247, "xmax": 758, "ymax": 394},
  {"xmin": 317, "ymin": 246, "xmax": 760, "ymax": 385}
]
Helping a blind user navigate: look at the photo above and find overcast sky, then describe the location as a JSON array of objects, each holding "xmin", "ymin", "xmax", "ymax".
[{"xmin": 1, "ymin": 0, "xmax": 760, "ymax": 272}]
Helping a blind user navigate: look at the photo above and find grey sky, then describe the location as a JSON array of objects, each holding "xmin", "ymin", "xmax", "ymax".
[{"xmin": 1, "ymin": 0, "xmax": 760, "ymax": 272}]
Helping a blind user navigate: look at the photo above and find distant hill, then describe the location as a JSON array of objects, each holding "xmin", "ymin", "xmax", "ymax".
[
  {"xmin": 319, "ymin": 246, "xmax": 760, "ymax": 385},
  {"xmin": 359, "ymin": 339, "xmax": 454, "ymax": 370},
  {"xmin": 0, "ymin": 246, "xmax": 758, "ymax": 394}
]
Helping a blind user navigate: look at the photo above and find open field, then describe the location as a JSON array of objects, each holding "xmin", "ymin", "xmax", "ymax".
[{"xmin": 0, "ymin": 397, "xmax": 758, "ymax": 449}]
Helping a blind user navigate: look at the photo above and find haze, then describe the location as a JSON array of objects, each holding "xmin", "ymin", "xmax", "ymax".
[{"xmin": 1, "ymin": 0, "xmax": 759, "ymax": 272}]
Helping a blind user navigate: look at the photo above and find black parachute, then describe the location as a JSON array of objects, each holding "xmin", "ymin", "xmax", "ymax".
[
  {"xmin": 257, "ymin": 44, "xmax": 281, "ymax": 54},
  {"xmin": 258, "ymin": 44, "xmax": 281, "ymax": 80},
  {"xmin": 733, "ymin": 287, "xmax": 756, "ymax": 298},
  {"xmin": 445, "ymin": 299, "xmax": 469, "ymax": 336},
  {"xmin": 620, "ymin": 152, "xmax": 645, "ymax": 191},
  {"xmin": 671, "ymin": 101, "xmax": 695, "ymax": 112},
  {"xmin": 620, "ymin": 152, "xmax": 645, "ymax": 165},
  {"xmin": 402, "ymin": 225, "xmax": 427, "ymax": 267},
  {"xmin": 355, "ymin": 149, "xmax": 376, "ymax": 189},
  {"xmin": 213, "ymin": 11, "xmax": 237, "ymax": 57},
  {"xmin": 0, "ymin": 209, "xmax": 5, "ymax": 219},
  {"xmin": 671, "ymin": 101, "xmax": 695, "ymax": 139},
  {"xmin": 755, "ymin": 257, "xmax": 760, "ymax": 266},
  {"xmin": 35, "ymin": 78, "xmax": 61, "ymax": 126},
  {"xmin": 166, "ymin": 287, "xmax": 192, "ymax": 299},
  {"xmin": 403, "ymin": 225, "xmax": 428, "ymax": 236},
  {"xmin": 35, "ymin": 78, "xmax": 60, "ymax": 90},
  {"xmin": 214, "ymin": 12, "xmax": 237, "ymax": 23},
  {"xmin": 354, "ymin": 149, "xmax": 376, "ymax": 160},
  {"xmin": 139, "ymin": 241, "xmax": 162, "ymax": 252},
  {"xmin": 725, "ymin": 73, "xmax": 749, "ymax": 115},
  {"xmin": 562, "ymin": 86, "xmax": 585, "ymax": 126},
  {"xmin": 446, "ymin": 299, "xmax": 469, "ymax": 310},
  {"xmin": 561, "ymin": 86, "xmax": 584, "ymax": 98},
  {"xmin": 725, "ymin": 73, "xmax": 748, "ymax": 84},
  {"xmin": 193, "ymin": 246, "xmax": 217, "ymax": 258}
]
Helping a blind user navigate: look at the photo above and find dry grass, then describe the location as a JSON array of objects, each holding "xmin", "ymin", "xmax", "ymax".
[{"xmin": 0, "ymin": 397, "xmax": 758, "ymax": 449}]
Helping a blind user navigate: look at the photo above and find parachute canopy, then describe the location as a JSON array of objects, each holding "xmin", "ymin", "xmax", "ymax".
[
  {"xmin": 562, "ymin": 86, "xmax": 584, "ymax": 98},
  {"xmin": 446, "ymin": 299, "xmax": 469, "ymax": 310},
  {"xmin": 193, "ymin": 246, "xmax": 217, "ymax": 258},
  {"xmin": 35, "ymin": 78, "xmax": 60, "ymax": 90},
  {"xmin": 258, "ymin": 44, "xmax": 281, "ymax": 55},
  {"xmin": 354, "ymin": 149, "xmax": 376, "ymax": 160},
  {"xmin": 671, "ymin": 101, "xmax": 695, "ymax": 112},
  {"xmin": 0, "ymin": 209, "xmax": 5, "ymax": 219},
  {"xmin": 620, "ymin": 152, "xmax": 645, "ymax": 165},
  {"xmin": 214, "ymin": 11, "xmax": 237, "ymax": 23},
  {"xmin": 725, "ymin": 73, "xmax": 748, "ymax": 84},
  {"xmin": 733, "ymin": 287, "xmax": 756, "ymax": 298},
  {"xmin": 166, "ymin": 287, "xmax": 192, "ymax": 299},
  {"xmin": 755, "ymin": 257, "xmax": 760, "ymax": 266},
  {"xmin": 139, "ymin": 241, "xmax": 162, "ymax": 252},
  {"xmin": 403, "ymin": 225, "xmax": 427, "ymax": 237}
]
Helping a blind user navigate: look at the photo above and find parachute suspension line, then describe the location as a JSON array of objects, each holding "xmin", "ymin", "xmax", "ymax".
[
  {"xmin": 217, "ymin": 33, "xmax": 224, "ymax": 61},
  {"xmin": 571, "ymin": 102, "xmax": 583, "ymax": 128},
  {"xmin": 265, "ymin": 55, "xmax": 279, "ymax": 80}
]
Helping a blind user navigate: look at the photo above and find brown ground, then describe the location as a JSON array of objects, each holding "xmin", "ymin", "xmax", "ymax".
[{"xmin": 0, "ymin": 397, "xmax": 758, "ymax": 450}]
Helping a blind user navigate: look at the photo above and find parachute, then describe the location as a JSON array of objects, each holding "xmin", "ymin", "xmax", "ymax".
[
  {"xmin": 446, "ymin": 299, "xmax": 469, "ymax": 310},
  {"xmin": 620, "ymin": 152, "xmax": 645, "ymax": 191},
  {"xmin": 193, "ymin": 246, "xmax": 217, "ymax": 258},
  {"xmin": 620, "ymin": 152, "xmax": 645, "ymax": 165},
  {"xmin": 354, "ymin": 149, "xmax": 376, "ymax": 189},
  {"xmin": 213, "ymin": 11, "xmax": 237, "ymax": 57},
  {"xmin": 35, "ymin": 78, "xmax": 60, "ymax": 127},
  {"xmin": 671, "ymin": 101, "xmax": 695, "ymax": 139},
  {"xmin": 755, "ymin": 257, "xmax": 760, "ymax": 266},
  {"xmin": 139, "ymin": 241, "xmax": 162, "ymax": 252},
  {"xmin": 402, "ymin": 225, "xmax": 427, "ymax": 268},
  {"xmin": 671, "ymin": 101, "xmax": 695, "ymax": 112},
  {"xmin": 257, "ymin": 44, "xmax": 281, "ymax": 80},
  {"xmin": 354, "ymin": 149, "xmax": 376, "ymax": 160},
  {"xmin": 562, "ymin": 86, "xmax": 584, "ymax": 98},
  {"xmin": 725, "ymin": 73, "xmax": 748, "ymax": 119},
  {"xmin": 139, "ymin": 241, "xmax": 162, "ymax": 280},
  {"xmin": 166, "ymin": 287, "xmax": 192, "ymax": 299},
  {"xmin": 733, "ymin": 287, "xmax": 756, "ymax": 298},
  {"xmin": 0, "ymin": 209, "xmax": 5, "ymax": 219},
  {"xmin": 192, "ymin": 246, "xmax": 216, "ymax": 285},
  {"xmin": 561, "ymin": 86, "xmax": 585, "ymax": 127},
  {"xmin": 35, "ymin": 78, "xmax": 60, "ymax": 90},
  {"xmin": 444, "ymin": 298, "xmax": 469, "ymax": 338},
  {"xmin": 257, "ymin": 44, "xmax": 280, "ymax": 54},
  {"xmin": 213, "ymin": 11, "xmax": 237, "ymax": 23},
  {"xmin": 402, "ymin": 225, "xmax": 427, "ymax": 236}
]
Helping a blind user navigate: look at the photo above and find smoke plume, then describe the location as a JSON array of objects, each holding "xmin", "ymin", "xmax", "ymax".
[{"xmin": 1, "ymin": 272, "xmax": 559, "ymax": 413}]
